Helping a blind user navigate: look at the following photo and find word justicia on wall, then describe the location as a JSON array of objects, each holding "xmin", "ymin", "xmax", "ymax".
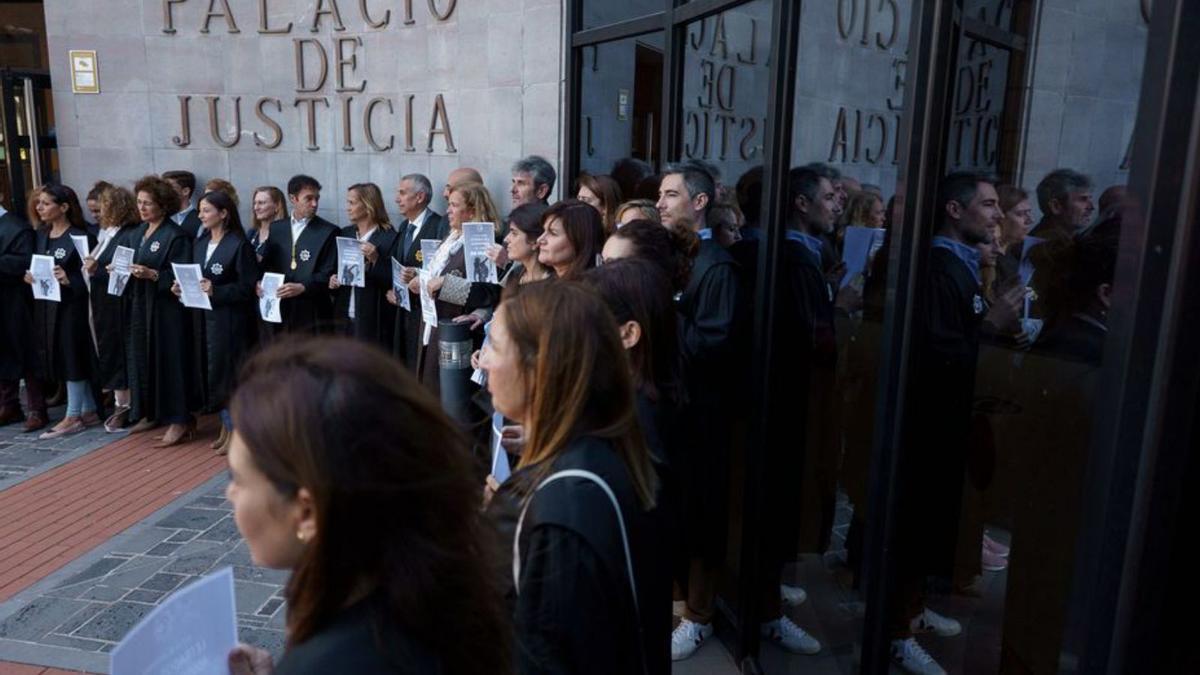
[{"xmin": 161, "ymin": 0, "xmax": 459, "ymax": 153}]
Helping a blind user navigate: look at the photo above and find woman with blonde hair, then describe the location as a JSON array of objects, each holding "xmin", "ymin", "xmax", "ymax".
[
  {"xmin": 480, "ymin": 281, "xmax": 669, "ymax": 674},
  {"xmin": 248, "ymin": 186, "xmax": 286, "ymax": 261},
  {"xmin": 84, "ymin": 185, "xmax": 141, "ymax": 431},
  {"xmin": 616, "ymin": 199, "xmax": 660, "ymax": 228},
  {"xmin": 406, "ymin": 181, "xmax": 500, "ymax": 393},
  {"xmin": 329, "ymin": 183, "xmax": 398, "ymax": 350}
]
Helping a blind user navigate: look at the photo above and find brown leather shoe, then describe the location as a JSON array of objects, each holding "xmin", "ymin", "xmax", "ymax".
[
  {"xmin": 154, "ymin": 420, "xmax": 196, "ymax": 448},
  {"xmin": 23, "ymin": 411, "xmax": 48, "ymax": 433},
  {"xmin": 104, "ymin": 406, "xmax": 131, "ymax": 433},
  {"xmin": 0, "ymin": 406, "xmax": 24, "ymax": 426}
]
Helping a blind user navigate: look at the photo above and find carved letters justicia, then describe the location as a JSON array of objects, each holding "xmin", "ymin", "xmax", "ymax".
[{"xmin": 164, "ymin": 0, "xmax": 457, "ymax": 154}]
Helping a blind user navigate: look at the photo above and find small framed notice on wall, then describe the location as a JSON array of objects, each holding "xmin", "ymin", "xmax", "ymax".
[{"xmin": 69, "ymin": 50, "xmax": 99, "ymax": 94}]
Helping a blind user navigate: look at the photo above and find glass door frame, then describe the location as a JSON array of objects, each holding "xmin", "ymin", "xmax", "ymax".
[
  {"xmin": 0, "ymin": 68, "xmax": 56, "ymax": 210},
  {"xmin": 563, "ymin": 0, "xmax": 1198, "ymax": 671}
]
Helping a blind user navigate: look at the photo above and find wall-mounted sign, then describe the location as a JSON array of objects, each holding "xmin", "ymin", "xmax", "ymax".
[
  {"xmin": 69, "ymin": 50, "xmax": 99, "ymax": 94},
  {"xmin": 618, "ymin": 89, "xmax": 629, "ymax": 121}
]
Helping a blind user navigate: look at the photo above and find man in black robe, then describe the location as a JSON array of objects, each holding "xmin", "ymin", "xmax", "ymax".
[
  {"xmin": 0, "ymin": 197, "xmax": 40, "ymax": 428},
  {"xmin": 755, "ymin": 167, "xmax": 845, "ymax": 656},
  {"xmin": 888, "ymin": 172, "xmax": 1008, "ymax": 674},
  {"xmin": 389, "ymin": 173, "xmax": 448, "ymax": 369},
  {"xmin": 658, "ymin": 164, "xmax": 742, "ymax": 662},
  {"xmin": 260, "ymin": 175, "xmax": 337, "ymax": 335},
  {"xmin": 163, "ymin": 170, "xmax": 203, "ymax": 238}
]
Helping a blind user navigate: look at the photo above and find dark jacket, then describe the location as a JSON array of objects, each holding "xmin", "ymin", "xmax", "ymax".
[
  {"xmin": 0, "ymin": 211, "xmax": 35, "ymax": 380},
  {"xmin": 126, "ymin": 221, "xmax": 199, "ymax": 423},
  {"xmin": 388, "ymin": 210, "xmax": 449, "ymax": 367},
  {"xmin": 275, "ymin": 594, "xmax": 439, "ymax": 675},
  {"xmin": 191, "ymin": 232, "xmax": 260, "ymax": 410},
  {"xmin": 89, "ymin": 223, "xmax": 140, "ymax": 390},
  {"xmin": 508, "ymin": 436, "xmax": 670, "ymax": 675},
  {"xmin": 260, "ymin": 216, "xmax": 338, "ymax": 334},
  {"xmin": 31, "ymin": 227, "xmax": 95, "ymax": 382},
  {"xmin": 332, "ymin": 225, "xmax": 399, "ymax": 351}
]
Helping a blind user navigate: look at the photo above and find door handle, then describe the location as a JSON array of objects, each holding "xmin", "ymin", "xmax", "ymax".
[{"xmin": 22, "ymin": 78, "xmax": 42, "ymax": 188}]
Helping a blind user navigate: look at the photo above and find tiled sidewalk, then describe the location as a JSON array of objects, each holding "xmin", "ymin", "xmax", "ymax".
[{"xmin": 0, "ymin": 475, "xmax": 286, "ymax": 673}]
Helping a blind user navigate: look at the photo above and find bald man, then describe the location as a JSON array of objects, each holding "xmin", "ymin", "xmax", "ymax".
[{"xmin": 443, "ymin": 167, "xmax": 484, "ymax": 202}]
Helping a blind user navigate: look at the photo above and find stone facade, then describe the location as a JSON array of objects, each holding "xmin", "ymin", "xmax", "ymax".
[{"xmin": 45, "ymin": 0, "xmax": 565, "ymax": 223}]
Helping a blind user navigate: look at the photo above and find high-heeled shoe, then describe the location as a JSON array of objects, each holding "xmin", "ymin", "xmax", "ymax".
[
  {"xmin": 210, "ymin": 425, "xmax": 229, "ymax": 451},
  {"xmin": 154, "ymin": 419, "xmax": 196, "ymax": 448},
  {"xmin": 214, "ymin": 430, "xmax": 232, "ymax": 456}
]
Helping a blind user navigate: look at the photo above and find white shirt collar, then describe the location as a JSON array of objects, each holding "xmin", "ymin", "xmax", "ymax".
[
  {"xmin": 357, "ymin": 225, "xmax": 378, "ymax": 242},
  {"xmin": 173, "ymin": 205, "xmax": 194, "ymax": 224},
  {"xmin": 0, "ymin": 205, "xmax": 8, "ymax": 218},
  {"xmin": 408, "ymin": 208, "xmax": 430, "ymax": 231}
]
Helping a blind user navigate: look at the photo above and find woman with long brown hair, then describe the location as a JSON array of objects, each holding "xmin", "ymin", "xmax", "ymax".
[
  {"xmin": 173, "ymin": 190, "xmax": 259, "ymax": 454},
  {"xmin": 535, "ymin": 199, "xmax": 605, "ymax": 281},
  {"xmin": 24, "ymin": 184, "xmax": 101, "ymax": 438},
  {"xmin": 480, "ymin": 281, "xmax": 670, "ymax": 675},
  {"xmin": 225, "ymin": 337, "xmax": 511, "ymax": 675},
  {"xmin": 84, "ymin": 185, "xmax": 141, "ymax": 431},
  {"xmin": 329, "ymin": 183, "xmax": 398, "ymax": 350},
  {"xmin": 575, "ymin": 172, "xmax": 622, "ymax": 235}
]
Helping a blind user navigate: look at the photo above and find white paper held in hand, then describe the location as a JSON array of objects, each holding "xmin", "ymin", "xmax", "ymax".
[
  {"xmin": 390, "ymin": 256, "xmax": 411, "ymax": 311},
  {"xmin": 260, "ymin": 272, "xmax": 285, "ymax": 323},
  {"xmin": 29, "ymin": 254, "xmax": 60, "ymax": 302},
  {"xmin": 108, "ymin": 245, "xmax": 135, "ymax": 296},
  {"xmin": 463, "ymin": 222, "xmax": 499, "ymax": 284},
  {"xmin": 172, "ymin": 263, "xmax": 212, "ymax": 310},
  {"xmin": 418, "ymin": 269, "xmax": 438, "ymax": 345},
  {"xmin": 110, "ymin": 566, "xmax": 237, "ymax": 675},
  {"xmin": 336, "ymin": 236, "xmax": 365, "ymax": 288}
]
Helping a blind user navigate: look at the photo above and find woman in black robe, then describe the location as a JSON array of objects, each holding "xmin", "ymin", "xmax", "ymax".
[
  {"xmin": 84, "ymin": 185, "xmax": 141, "ymax": 432},
  {"xmin": 173, "ymin": 190, "xmax": 259, "ymax": 455},
  {"xmin": 329, "ymin": 183, "xmax": 398, "ymax": 351},
  {"xmin": 123, "ymin": 175, "xmax": 199, "ymax": 447},
  {"xmin": 481, "ymin": 282, "xmax": 670, "ymax": 675},
  {"xmin": 26, "ymin": 185, "xmax": 101, "ymax": 439}
]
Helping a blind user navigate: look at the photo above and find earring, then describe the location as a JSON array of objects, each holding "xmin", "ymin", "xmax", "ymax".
[{"xmin": 296, "ymin": 531, "xmax": 307, "ymax": 543}]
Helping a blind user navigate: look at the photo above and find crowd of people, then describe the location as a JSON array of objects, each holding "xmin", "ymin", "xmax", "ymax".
[{"xmin": 0, "ymin": 152, "xmax": 1121, "ymax": 674}]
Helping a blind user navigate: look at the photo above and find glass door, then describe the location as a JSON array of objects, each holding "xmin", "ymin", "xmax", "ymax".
[{"xmin": 0, "ymin": 69, "xmax": 57, "ymax": 211}]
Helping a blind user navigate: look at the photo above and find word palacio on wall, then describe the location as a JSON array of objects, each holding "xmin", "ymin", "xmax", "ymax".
[{"xmin": 162, "ymin": 0, "xmax": 459, "ymax": 154}]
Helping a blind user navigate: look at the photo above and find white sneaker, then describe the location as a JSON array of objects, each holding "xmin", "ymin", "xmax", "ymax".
[
  {"xmin": 671, "ymin": 618, "xmax": 713, "ymax": 661},
  {"xmin": 761, "ymin": 616, "xmax": 821, "ymax": 655},
  {"xmin": 780, "ymin": 583, "xmax": 808, "ymax": 606},
  {"xmin": 891, "ymin": 637, "xmax": 947, "ymax": 675},
  {"xmin": 909, "ymin": 607, "xmax": 962, "ymax": 637}
]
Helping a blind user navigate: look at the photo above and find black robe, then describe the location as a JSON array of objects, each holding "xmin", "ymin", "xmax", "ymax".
[
  {"xmin": 175, "ymin": 208, "xmax": 202, "ymax": 239},
  {"xmin": 503, "ymin": 436, "xmax": 670, "ymax": 675},
  {"xmin": 89, "ymin": 223, "xmax": 140, "ymax": 390},
  {"xmin": 674, "ymin": 238, "xmax": 741, "ymax": 562},
  {"xmin": 897, "ymin": 245, "xmax": 986, "ymax": 578},
  {"xmin": 387, "ymin": 210, "xmax": 449, "ymax": 368},
  {"xmin": 0, "ymin": 212, "xmax": 35, "ymax": 381},
  {"xmin": 126, "ymin": 221, "xmax": 199, "ymax": 423},
  {"xmin": 31, "ymin": 227, "xmax": 96, "ymax": 382},
  {"xmin": 192, "ymin": 232, "xmax": 260, "ymax": 410},
  {"xmin": 332, "ymin": 225, "xmax": 399, "ymax": 351},
  {"xmin": 260, "ymin": 216, "xmax": 338, "ymax": 334}
]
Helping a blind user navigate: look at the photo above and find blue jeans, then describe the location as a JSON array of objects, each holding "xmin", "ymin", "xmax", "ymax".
[
  {"xmin": 65, "ymin": 380, "xmax": 97, "ymax": 418},
  {"xmin": 219, "ymin": 409, "xmax": 232, "ymax": 431}
]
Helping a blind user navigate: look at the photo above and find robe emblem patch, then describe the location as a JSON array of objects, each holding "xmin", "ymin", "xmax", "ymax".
[{"xmin": 300, "ymin": 249, "xmax": 311, "ymax": 262}]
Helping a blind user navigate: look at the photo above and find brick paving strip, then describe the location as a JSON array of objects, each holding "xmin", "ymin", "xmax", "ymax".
[{"xmin": 0, "ymin": 416, "xmax": 288, "ymax": 673}]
